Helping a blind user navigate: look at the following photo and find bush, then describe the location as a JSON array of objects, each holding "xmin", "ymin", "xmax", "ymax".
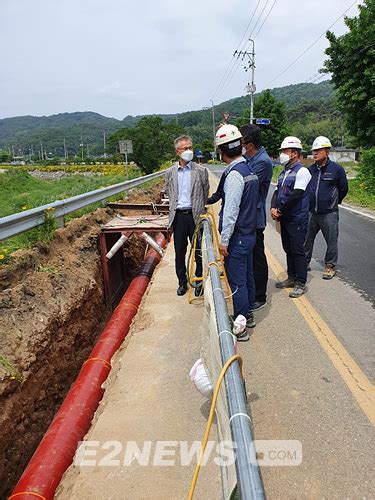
[{"xmin": 358, "ymin": 147, "xmax": 375, "ymax": 195}]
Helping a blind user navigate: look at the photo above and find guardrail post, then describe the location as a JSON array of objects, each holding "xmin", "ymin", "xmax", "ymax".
[{"xmin": 55, "ymin": 215, "xmax": 65, "ymax": 228}]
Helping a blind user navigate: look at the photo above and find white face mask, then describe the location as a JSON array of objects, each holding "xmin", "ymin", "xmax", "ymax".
[
  {"xmin": 181, "ymin": 149, "xmax": 193, "ymax": 162},
  {"xmin": 242, "ymin": 147, "xmax": 247, "ymax": 156},
  {"xmin": 279, "ymin": 152, "xmax": 290, "ymax": 166}
]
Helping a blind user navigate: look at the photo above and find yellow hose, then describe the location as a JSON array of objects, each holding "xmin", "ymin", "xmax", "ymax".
[{"xmin": 188, "ymin": 354, "xmax": 243, "ymax": 500}]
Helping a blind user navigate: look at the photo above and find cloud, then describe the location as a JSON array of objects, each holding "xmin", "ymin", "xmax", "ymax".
[
  {"xmin": 98, "ymin": 81, "xmax": 121, "ymax": 95},
  {"xmin": 0, "ymin": 0, "xmax": 361, "ymax": 119}
]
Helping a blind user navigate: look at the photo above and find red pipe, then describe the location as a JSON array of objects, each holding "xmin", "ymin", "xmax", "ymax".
[{"xmin": 10, "ymin": 232, "xmax": 167, "ymax": 500}]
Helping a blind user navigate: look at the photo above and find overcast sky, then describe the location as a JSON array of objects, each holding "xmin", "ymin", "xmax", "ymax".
[{"xmin": 0, "ymin": 0, "xmax": 361, "ymax": 120}]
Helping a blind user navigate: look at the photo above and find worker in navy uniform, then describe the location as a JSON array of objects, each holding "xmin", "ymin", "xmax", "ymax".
[
  {"xmin": 213, "ymin": 124, "xmax": 259, "ymax": 340},
  {"xmin": 304, "ymin": 136, "xmax": 348, "ymax": 279},
  {"xmin": 271, "ymin": 136, "xmax": 311, "ymax": 298},
  {"xmin": 165, "ymin": 135, "xmax": 209, "ymax": 296},
  {"xmin": 240, "ymin": 124, "xmax": 273, "ymax": 311}
]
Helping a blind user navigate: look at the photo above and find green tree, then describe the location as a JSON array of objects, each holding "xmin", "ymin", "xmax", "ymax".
[
  {"xmin": 358, "ymin": 147, "xmax": 375, "ymax": 194},
  {"xmin": 108, "ymin": 117, "xmax": 182, "ymax": 174},
  {"xmin": 236, "ymin": 90, "xmax": 288, "ymax": 156},
  {"xmin": 0, "ymin": 150, "xmax": 12, "ymax": 163},
  {"xmin": 322, "ymin": 0, "xmax": 375, "ymax": 147}
]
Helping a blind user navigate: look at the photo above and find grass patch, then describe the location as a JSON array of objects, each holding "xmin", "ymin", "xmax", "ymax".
[
  {"xmin": 0, "ymin": 169, "xmax": 139, "ymax": 217},
  {"xmin": 0, "ymin": 355, "xmax": 23, "ymax": 382},
  {"xmin": 345, "ymin": 179, "xmax": 375, "ymax": 210},
  {"xmin": 0, "ymin": 170, "xmax": 162, "ymax": 263},
  {"xmin": 272, "ymin": 165, "xmax": 283, "ymax": 182}
]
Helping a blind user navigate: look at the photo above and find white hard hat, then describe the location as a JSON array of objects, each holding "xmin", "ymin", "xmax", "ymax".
[
  {"xmin": 279, "ymin": 136, "xmax": 302, "ymax": 150},
  {"xmin": 215, "ymin": 124, "xmax": 242, "ymax": 147},
  {"xmin": 312, "ymin": 136, "xmax": 332, "ymax": 150}
]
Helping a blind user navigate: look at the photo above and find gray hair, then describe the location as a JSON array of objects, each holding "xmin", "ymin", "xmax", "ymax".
[{"xmin": 174, "ymin": 135, "xmax": 193, "ymax": 149}]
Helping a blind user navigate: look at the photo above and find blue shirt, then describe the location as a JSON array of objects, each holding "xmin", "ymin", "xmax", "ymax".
[
  {"xmin": 244, "ymin": 146, "xmax": 273, "ymax": 229},
  {"xmin": 177, "ymin": 162, "xmax": 192, "ymax": 209}
]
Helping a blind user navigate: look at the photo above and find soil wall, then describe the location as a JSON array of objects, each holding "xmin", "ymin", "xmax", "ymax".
[{"xmin": 0, "ymin": 182, "xmax": 162, "ymax": 497}]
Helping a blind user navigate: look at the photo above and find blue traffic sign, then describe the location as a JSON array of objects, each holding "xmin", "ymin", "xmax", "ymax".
[
  {"xmin": 255, "ymin": 118, "xmax": 271, "ymax": 125},
  {"xmin": 196, "ymin": 149, "xmax": 203, "ymax": 158}
]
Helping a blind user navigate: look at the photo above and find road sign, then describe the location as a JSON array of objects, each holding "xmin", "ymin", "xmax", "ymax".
[
  {"xmin": 196, "ymin": 149, "xmax": 203, "ymax": 158},
  {"xmin": 119, "ymin": 140, "xmax": 133, "ymax": 154},
  {"xmin": 255, "ymin": 118, "xmax": 271, "ymax": 125}
]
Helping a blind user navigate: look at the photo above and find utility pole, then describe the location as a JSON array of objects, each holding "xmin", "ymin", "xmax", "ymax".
[
  {"xmin": 63, "ymin": 138, "xmax": 67, "ymax": 160},
  {"xmin": 40, "ymin": 142, "xmax": 44, "ymax": 160},
  {"xmin": 80, "ymin": 133, "xmax": 84, "ymax": 162},
  {"xmin": 234, "ymin": 38, "xmax": 256, "ymax": 123},
  {"xmin": 209, "ymin": 99, "xmax": 216, "ymax": 160},
  {"xmin": 103, "ymin": 131, "xmax": 107, "ymax": 159}
]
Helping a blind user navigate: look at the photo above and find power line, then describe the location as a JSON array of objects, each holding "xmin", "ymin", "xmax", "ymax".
[
  {"xmin": 213, "ymin": 0, "xmax": 277, "ymax": 102},
  {"xmin": 215, "ymin": 0, "xmax": 271, "ymax": 98},
  {"xmin": 247, "ymin": 0, "xmax": 270, "ymax": 40},
  {"xmin": 212, "ymin": 0, "xmax": 261, "ymax": 100},
  {"xmin": 267, "ymin": 0, "xmax": 360, "ymax": 86},
  {"xmin": 253, "ymin": 0, "xmax": 277, "ymax": 40}
]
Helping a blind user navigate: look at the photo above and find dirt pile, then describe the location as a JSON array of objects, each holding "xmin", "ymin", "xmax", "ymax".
[{"xmin": 0, "ymin": 181, "xmax": 163, "ymax": 497}]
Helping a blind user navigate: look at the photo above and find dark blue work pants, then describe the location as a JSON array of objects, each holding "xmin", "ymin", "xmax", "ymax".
[
  {"xmin": 224, "ymin": 232, "xmax": 256, "ymax": 317},
  {"xmin": 280, "ymin": 218, "xmax": 308, "ymax": 284}
]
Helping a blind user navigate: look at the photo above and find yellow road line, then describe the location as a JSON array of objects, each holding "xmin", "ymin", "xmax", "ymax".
[{"xmin": 266, "ymin": 248, "xmax": 375, "ymax": 427}]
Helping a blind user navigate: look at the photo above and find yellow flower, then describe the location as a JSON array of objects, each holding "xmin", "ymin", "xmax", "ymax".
[
  {"xmin": 0, "ymin": 255, "xmax": 5, "ymax": 260},
  {"xmin": 21, "ymin": 205, "xmax": 28, "ymax": 210}
]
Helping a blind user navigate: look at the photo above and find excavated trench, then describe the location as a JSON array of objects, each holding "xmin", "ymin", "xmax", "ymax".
[{"xmin": 0, "ymin": 182, "xmax": 163, "ymax": 498}]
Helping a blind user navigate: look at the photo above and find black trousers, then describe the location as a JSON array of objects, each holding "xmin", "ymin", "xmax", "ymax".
[
  {"xmin": 172, "ymin": 211, "xmax": 202, "ymax": 285},
  {"xmin": 253, "ymin": 228, "xmax": 268, "ymax": 303}
]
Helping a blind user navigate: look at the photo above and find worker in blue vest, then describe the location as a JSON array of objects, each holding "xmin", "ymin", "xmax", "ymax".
[
  {"xmin": 270, "ymin": 136, "xmax": 311, "ymax": 298},
  {"xmin": 215, "ymin": 124, "xmax": 259, "ymax": 340}
]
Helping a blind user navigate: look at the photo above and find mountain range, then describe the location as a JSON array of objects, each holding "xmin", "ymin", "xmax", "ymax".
[{"xmin": 0, "ymin": 81, "xmax": 334, "ymax": 157}]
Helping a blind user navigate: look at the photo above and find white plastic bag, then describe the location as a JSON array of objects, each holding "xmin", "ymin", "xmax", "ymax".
[
  {"xmin": 232, "ymin": 314, "xmax": 247, "ymax": 336},
  {"xmin": 189, "ymin": 358, "xmax": 213, "ymax": 398}
]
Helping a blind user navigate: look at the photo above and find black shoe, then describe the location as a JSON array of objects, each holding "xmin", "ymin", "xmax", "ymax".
[
  {"xmin": 177, "ymin": 284, "xmax": 187, "ymax": 296},
  {"xmin": 194, "ymin": 284, "xmax": 204, "ymax": 297},
  {"xmin": 246, "ymin": 311, "xmax": 256, "ymax": 328},
  {"xmin": 236, "ymin": 330, "xmax": 250, "ymax": 342},
  {"xmin": 275, "ymin": 277, "xmax": 295, "ymax": 289},
  {"xmin": 307, "ymin": 262, "xmax": 311, "ymax": 272},
  {"xmin": 252, "ymin": 301, "xmax": 266, "ymax": 311},
  {"xmin": 289, "ymin": 281, "xmax": 306, "ymax": 298}
]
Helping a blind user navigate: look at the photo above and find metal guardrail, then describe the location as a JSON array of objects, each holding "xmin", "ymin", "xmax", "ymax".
[
  {"xmin": 202, "ymin": 217, "xmax": 264, "ymax": 499},
  {"xmin": 0, "ymin": 171, "xmax": 164, "ymax": 241}
]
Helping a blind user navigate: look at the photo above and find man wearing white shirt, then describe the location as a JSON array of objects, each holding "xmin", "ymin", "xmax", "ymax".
[{"xmin": 271, "ymin": 136, "xmax": 312, "ymax": 298}]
